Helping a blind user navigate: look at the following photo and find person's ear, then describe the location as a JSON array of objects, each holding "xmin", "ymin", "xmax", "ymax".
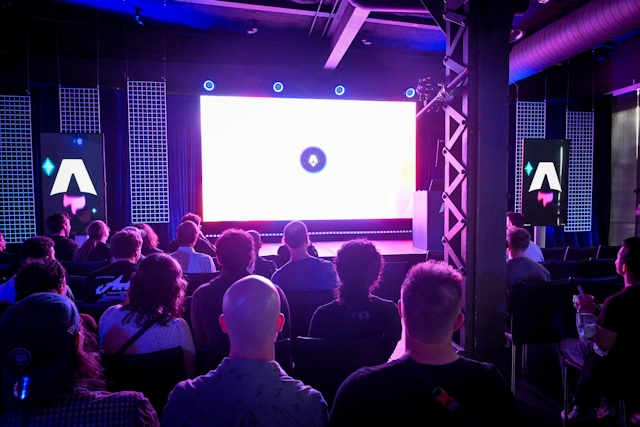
[
  {"xmin": 219, "ymin": 314, "xmax": 228, "ymax": 334},
  {"xmin": 453, "ymin": 311, "xmax": 465, "ymax": 332},
  {"xmin": 397, "ymin": 299, "xmax": 403, "ymax": 318},
  {"xmin": 276, "ymin": 313, "xmax": 285, "ymax": 333}
]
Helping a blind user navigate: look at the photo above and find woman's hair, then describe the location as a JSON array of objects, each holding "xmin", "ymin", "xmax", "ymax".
[
  {"xmin": 72, "ymin": 322, "xmax": 104, "ymax": 382},
  {"xmin": 133, "ymin": 223, "xmax": 160, "ymax": 251},
  {"xmin": 73, "ymin": 220, "xmax": 109, "ymax": 262},
  {"xmin": 334, "ymin": 239, "xmax": 383, "ymax": 306},
  {"xmin": 122, "ymin": 253, "xmax": 187, "ymax": 327}
]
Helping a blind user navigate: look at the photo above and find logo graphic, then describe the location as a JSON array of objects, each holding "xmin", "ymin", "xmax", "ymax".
[
  {"xmin": 8, "ymin": 348, "xmax": 32, "ymax": 368},
  {"xmin": 50, "ymin": 159, "xmax": 97, "ymax": 196},
  {"xmin": 300, "ymin": 147, "xmax": 327, "ymax": 173},
  {"xmin": 528, "ymin": 162, "xmax": 562, "ymax": 193}
]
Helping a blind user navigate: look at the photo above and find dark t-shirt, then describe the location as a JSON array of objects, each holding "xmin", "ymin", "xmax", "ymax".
[
  {"xmin": 82, "ymin": 261, "xmax": 138, "ymax": 302},
  {"xmin": 167, "ymin": 237, "xmax": 216, "ymax": 258},
  {"xmin": 50, "ymin": 235, "xmax": 80, "ymax": 262},
  {"xmin": 597, "ymin": 285, "xmax": 640, "ymax": 366},
  {"xmin": 253, "ymin": 256, "xmax": 277, "ymax": 279},
  {"xmin": 272, "ymin": 257, "xmax": 338, "ymax": 292},
  {"xmin": 505, "ymin": 257, "xmax": 550, "ymax": 288},
  {"xmin": 309, "ymin": 296, "xmax": 401, "ymax": 359},
  {"xmin": 329, "ymin": 356, "xmax": 517, "ymax": 427},
  {"xmin": 86, "ymin": 242, "xmax": 112, "ymax": 262}
]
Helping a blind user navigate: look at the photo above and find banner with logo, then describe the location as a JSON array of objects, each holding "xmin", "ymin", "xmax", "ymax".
[
  {"xmin": 521, "ymin": 139, "xmax": 570, "ymax": 226},
  {"xmin": 39, "ymin": 133, "xmax": 106, "ymax": 228}
]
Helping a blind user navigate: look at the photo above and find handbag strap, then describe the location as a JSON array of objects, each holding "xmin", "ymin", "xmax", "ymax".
[
  {"xmin": 398, "ymin": 354, "xmax": 478, "ymax": 427},
  {"xmin": 113, "ymin": 315, "xmax": 160, "ymax": 357}
]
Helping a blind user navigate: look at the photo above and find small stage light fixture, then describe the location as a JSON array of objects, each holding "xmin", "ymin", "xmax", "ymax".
[
  {"xmin": 203, "ymin": 80, "xmax": 215, "ymax": 91},
  {"xmin": 335, "ymin": 85, "xmax": 345, "ymax": 96},
  {"xmin": 273, "ymin": 82, "xmax": 284, "ymax": 93},
  {"xmin": 405, "ymin": 88, "xmax": 416, "ymax": 99}
]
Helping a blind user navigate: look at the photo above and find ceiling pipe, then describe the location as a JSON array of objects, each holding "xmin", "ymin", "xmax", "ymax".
[
  {"xmin": 348, "ymin": 0, "xmax": 429, "ymax": 13},
  {"xmin": 509, "ymin": 0, "xmax": 640, "ymax": 83}
]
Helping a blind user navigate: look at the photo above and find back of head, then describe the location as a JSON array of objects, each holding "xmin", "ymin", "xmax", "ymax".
[
  {"xmin": 133, "ymin": 223, "xmax": 159, "ymax": 250},
  {"xmin": 177, "ymin": 221, "xmax": 199, "ymax": 247},
  {"xmin": 283, "ymin": 220, "xmax": 309, "ymax": 250},
  {"xmin": 507, "ymin": 227, "xmax": 531, "ymax": 252},
  {"xmin": 18, "ymin": 236, "xmax": 55, "ymax": 264},
  {"xmin": 110, "ymin": 229, "xmax": 142, "ymax": 260},
  {"xmin": 86, "ymin": 220, "xmax": 109, "ymax": 240},
  {"xmin": 401, "ymin": 261, "xmax": 463, "ymax": 344},
  {"xmin": 247, "ymin": 230, "xmax": 261, "ymax": 254},
  {"xmin": 506, "ymin": 211, "xmax": 525, "ymax": 228},
  {"xmin": 222, "ymin": 275, "xmax": 281, "ymax": 352},
  {"xmin": 45, "ymin": 212, "xmax": 69, "ymax": 234},
  {"xmin": 335, "ymin": 239, "xmax": 383, "ymax": 305},
  {"xmin": 180, "ymin": 213, "xmax": 202, "ymax": 227},
  {"xmin": 216, "ymin": 229, "xmax": 255, "ymax": 272},
  {"xmin": 125, "ymin": 253, "xmax": 186, "ymax": 326},
  {"xmin": 620, "ymin": 237, "xmax": 640, "ymax": 278},
  {"xmin": 15, "ymin": 258, "xmax": 66, "ymax": 301}
]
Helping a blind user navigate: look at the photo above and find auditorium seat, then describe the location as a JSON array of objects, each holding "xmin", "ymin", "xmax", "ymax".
[
  {"xmin": 426, "ymin": 250, "xmax": 444, "ymax": 262},
  {"xmin": 66, "ymin": 275, "xmax": 86, "ymax": 298},
  {"xmin": 284, "ymin": 290, "xmax": 334, "ymax": 341},
  {"xmin": 184, "ymin": 272, "xmax": 219, "ymax": 296},
  {"xmin": 76, "ymin": 301, "xmax": 120, "ymax": 323},
  {"xmin": 62, "ymin": 260, "xmax": 109, "ymax": 276},
  {"xmin": 541, "ymin": 247, "xmax": 567, "ymax": 261},
  {"xmin": 586, "ymin": 258, "xmax": 618, "ymax": 278},
  {"xmin": 373, "ymin": 261, "xmax": 409, "ymax": 304},
  {"xmin": 564, "ymin": 246, "xmax": 598, "ymax": 261},
  {"xmin": 597, "ymin": 245, "xmax": 622, "ymax": 259},
  {"xmin": 547, "ymin": 260, "xmax": 590, "ymax": 281}
]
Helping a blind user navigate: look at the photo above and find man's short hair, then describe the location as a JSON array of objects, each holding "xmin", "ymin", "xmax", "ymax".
[
  {"xmin": 15, "ymin": 258, "xmax": 66, "ymax": 301},
  {"xmin": 110, "ymin": 230, "xmax": 142, "ymax": 260},
  {"xmin": 180, "ymin": 213, "xmax": 202, "ymax": 227},
  {"xmin": 507, "ymin": 211, "xmax": 525, "ymax": 228},
  {"xmin": 216, "ymin": 229, "xmax": 254, "ymax": 272},
  {"xmin": 283, "ymin": 221, "xmax": 309, "ymax": 250},
  {"xmin": 45, "ymin": 212, "xmax": 70, "ymax": 234},
  {"xmin": 401, "ymin": 261, "xmax": 463, "ymax": 344},
  {"xmin": 177, "ymin": 221, "xmax": 199, "ymax": 247},
  {"xmin": 18, "ymin": 236, "xmax": 55, "ymax": 262},
  {"xmin": 620, "ymin": 237, "xmax": 640, "ymax": 278},
  {"xmin": 507, "ymin": 227, "xmax": 531, "ymax": 251}
]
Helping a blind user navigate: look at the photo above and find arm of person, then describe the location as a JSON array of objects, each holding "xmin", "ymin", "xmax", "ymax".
[
  {"xmin": 593, "ymin": 326, "xmax": 618, "ymax": 352},
  {"xmin": 329, "ymin": 372, "xmax": 366, "ymax": 426},
  {"xmin": 189, "ymin": 293, "xmax": 206, "ymax": 347},
  {"xmin": 576, "ymin": 294, "xmax": 619, "ymax": 352}
]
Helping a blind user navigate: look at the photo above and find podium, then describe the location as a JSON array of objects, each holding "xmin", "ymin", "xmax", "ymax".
[{"xmin": 412, "ymin": 191, "xmax": 444, "ymax": 251}]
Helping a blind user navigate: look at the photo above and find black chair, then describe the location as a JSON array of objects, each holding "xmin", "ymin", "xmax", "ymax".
[
  {"xmin": 0, "ymin": 262, "xmax": 17, "ymax": 282},
  {"xmin": 184, "ymin": 272, "xmax": 219, "ymax": 296},
  {"xmin": 182, "ymin": 296, "xmax": 193, "ymax": 332},
  {"xmin": 196, "ymin": 338, "xmax": 292, "ymax": 377},
  {"xmin": 426, "ymin": 250, "xmax": 444, "ymax": 262},
  {"xmin": 102, "ymin": 346, "xmax": 187, "ymax": 417},
  {"xmin": 62, "ymin": 260, "xmax": 109, "ymax": 276},
  {"xmin": 66, "ymin": 275, "xmax": 86, "ymax": 298},
  {"xmin": 597, "ymin": 245, "xmax": 622, "ymax": 259},
  {"xmin": 284, "ymin": 290, "xmax": 335, "ymax": 341},
  {"xmin": 570, "ymin": 276, "xmax": 623, "ymax": 307},
  {"xmin": 564, "ymin": 246, "xmax": 598, "ymax": 261},
  {"xmin": 373, "ymin": 262, "xmax": 409, "ymax": 304},
  {"xmin": 76, "ymin": 301, "xmax": 120, "ymax": 323},
  {"xmin": 541, "ymin": 247, "xmax": 567, "ymax": 261},
  {"xmin": 586, "ymin": 258, "xmax": 618, "ymax": 278},
  {"xmin": 293, "ymin": 335, "xmax": 388, "ymax": 408},
  {"xmin": 506, "ymin": 278, "xmax": 574, "ymax": 393},
  {"xmin": 547, "ymin": 260, "xmax": 590, "ymax": 281}
]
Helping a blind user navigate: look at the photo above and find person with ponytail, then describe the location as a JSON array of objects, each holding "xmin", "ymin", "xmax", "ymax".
[{"xmin": 73, "ymin": 220, "xmax": 111, "ymax": 262}]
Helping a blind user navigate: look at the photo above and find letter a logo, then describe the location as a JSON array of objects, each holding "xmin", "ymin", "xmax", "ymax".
[
  {"xmin": 50, "ymin": 159, "xmax": 97, "ymax": 196},
  {"xmin": 528, "ymin": 162, "xmax": 562, "ymax": 193}
]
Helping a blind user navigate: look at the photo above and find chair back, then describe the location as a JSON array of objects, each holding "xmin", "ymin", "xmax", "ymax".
[
  {"xmin": 102, "ymin": 346, "xmax": 186, "ymax": 417},
  {"xmin": 293, "ymin": 335, "xmax": 388, "ymax": 408},
  {"xmin": 0, "ymin": 262, "xmax": 16, "ymax": 283},
  {"xmin": 541, "ymin": 247, "xmax": 567, "ymax": 261},
  {"xmin": 586, "ymin": 258, "xmax": 618, "ymax": 278},
  {"xmin": 564, "ymin": 246, "xmax": 598, "ymax": 261},
  {"xmin": 547, "ymin": 259, "xmax": 589, "ymax": 280},
  {"xmin": 76, "ymin": 301, "xmax": 120, "ymax": 323},
  {"xmin": 596, "ymin": 245, "xmax": 622, "ymax": 259},
  {"xmin": 195, "ymin": 339, "xmax": 292, "ymax": 377},
  {"xmin": 66, "ymin": 275, "xmax": 86, "ymax": 298},
  {"xmin": 283, "ymin": 290, "xmax": 335, "ymax": 341},
  {"xmin": 373, "ymin": 262, "xmax": 409, "ymax": 303},
  {"xmin": 426, "ymin": 250, "xmax": 444, "ymax": 262},
  {"xmin": 184, "ymin": 272, "xmax": 219, "ymax": 296},
  {"xmin": 509, "ymin": 278, "xmax": 576, "ymax": 345},
  {"xmin": 62, "ymin": 260, "xmax": 109, "ymax": 276},
  {"xmin": 570, "ymin": 276, "xmax": 623, "ymax": 306}
]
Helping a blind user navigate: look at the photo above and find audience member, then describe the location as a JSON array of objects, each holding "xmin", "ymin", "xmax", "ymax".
[
  {"xmin": 309, "ymin": 239, "xmax": 401, "ymax": 358},
  {"xmin": 276, "ymin": 241, "xmax": 319, "ymax": 266},
  {"xmin": 167, "ymin": 213, "xmax": 216, "ymax": 257},
  {"xmin": 506, "ymin": 211, "xmax": 544, "ymax": 262},
  {"xmin": 0, "ymin": 236, "xmax": 55, "ymax": 304},
  {"xmin": 558, "ymin": 237, "xmax": 640, "ymax": 422},
  {"xmin": 330, "ymin": 261, "xmax": 517, "ymax": 426},
  {"xmin": 82, "ymin": 229, "xmax": 142, "ymax": 302},
  {"xmin": 0, "ymin": 293, "xmax": 159, "ymax": 426},
  {"xmin": 99, "ymin": 254, "xmax": 195, "ymax": 378},
  {"xmin": 133, "ymin": 223, "xmax": 163, "ymax": 256},
  {"xmin": 247, "ymin": 229, "xmax": 277, "ymax": 279},
  {"xmin": 163, "ymin": 275, "xmax": 327, "ymax": 427},
  {"xmin": 170, "ymin": 221, "xmax": 216, "ymax": 274},
  {"xmin": 0, "ymin": 228, "xmax": 6, "ymax": 252},
  {"xmin": 45, "ymin": 212, "xmax": 80, "ymax": 261},
  {"xmin": 70, "ymin": 207, "xmax": 92, "ymax": 235},
  {"xmin": 0, "ymin": 228, "xmax": 16, "ymax": 268},
  {"xmin": 191, "ymin": 228, "xmax": 290, "ymax": 348},
  {"xmin": 73, "ymin": 220, "xmax": 112, "ymax": 262}
]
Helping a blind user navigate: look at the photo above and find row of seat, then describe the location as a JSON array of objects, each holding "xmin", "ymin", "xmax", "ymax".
[{"xmin": 541, "ymin": 245, "xmax": 621, "ymax": 261}]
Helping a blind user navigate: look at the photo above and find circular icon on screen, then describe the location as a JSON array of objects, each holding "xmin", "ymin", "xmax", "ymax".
[{"xmin": 300, "ymin": 147, "xmax": 327, "ymax": 173}]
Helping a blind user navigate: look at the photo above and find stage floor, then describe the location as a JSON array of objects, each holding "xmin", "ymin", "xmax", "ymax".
[{"xmin": 261, "ymin": 239, "xmax": 427, "ymax": 258}]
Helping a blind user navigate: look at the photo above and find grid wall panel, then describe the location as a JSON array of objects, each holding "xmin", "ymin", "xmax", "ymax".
[
  {"xmin": 127, "ymin": 81, "xmax": 170, "ymax": 223},
  {"xmin": 0, "ymin": 96, "xmax": 36, "ymax": 243},
  {"xmin": 565, "ymin": 111, "xmax": 593, "ymax": 232},
  {"xmin": 515, "ymin": 102, "xmax": 546, "ymax": 213},
  {"xmin": 59, "ymin": 88, "xmax": 101, "ymax": 133}
]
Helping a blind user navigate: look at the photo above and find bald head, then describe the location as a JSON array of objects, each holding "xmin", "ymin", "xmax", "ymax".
[
  {"xmin": 220, "ymin": 276, "xmax": 284, "ymax": 359},
  {"xmin": 283, "ymin": 220, "xmax": 309, "ymax": 249}
]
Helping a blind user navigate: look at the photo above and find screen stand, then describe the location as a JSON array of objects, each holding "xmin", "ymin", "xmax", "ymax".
[{"xmin": 533, "ymin": 226, "xmax": 546, "ymax": 248}]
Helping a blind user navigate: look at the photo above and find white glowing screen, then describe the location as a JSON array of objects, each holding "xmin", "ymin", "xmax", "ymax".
[{"xmin": 201, "ymin": 96, "xmax": 416, "ymax": 222}]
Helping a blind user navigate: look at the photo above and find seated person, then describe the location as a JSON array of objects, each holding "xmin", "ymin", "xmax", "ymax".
[
  {"xmin": 73, "ymin": 220, "xmax": 112, "ymax": 262},
  {"xmin": 167, "ymin": 213, "xmax": 216, "ymax": 257},
  {"xmin": 82, "ymin": 229, "xmax": 142, "ymax": 302},
  {"xmin": 247, "ymin": 230, "xmax": 277, "ymax": 279},
  {"xmin": 0, "ymin": 236, "xmax": 55, "ymax": 304},
  {"xmin": 506, "ymin": 212, "xmax": 544, "ymax": 262},
  {"xmin": 329, "ymin": 261, "xmax": 517, "ymax": 426},
  {"xmin": 0, "ymin": 293, "xmax": 159, "ymax": 426},
  {"xmin": 163, "ymin": 275, "xmax": 327, "ymax": 427},
  {"xmin": 99, "ymin": 254, "xmax": 195, "ymax": 378},
  {"xmin": 70, "ymin": 207, "xmax": 92, "ymax": 236},
  {"xmin": 170, "ymin": 221, "xmax": 216, "ymax": 274},
  {"xmin": 309, "ymin": 239, "xmax": 401, "ymax": 358},
  {"xmin": 133, "ymin": 223, "xmax": 163, "ymax": 256},
  {"xmin": 45, "ymin": 212, "xmax": 80, "ymax": 262}
]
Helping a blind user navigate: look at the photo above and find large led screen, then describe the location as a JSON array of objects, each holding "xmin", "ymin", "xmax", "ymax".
[{"xmin": 201, "ymin": 96, "xmax": 416, "ymax": 222}]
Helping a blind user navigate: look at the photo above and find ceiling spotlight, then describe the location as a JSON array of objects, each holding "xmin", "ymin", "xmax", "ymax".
[
  {"xmin": 203, "ymin": 80, "xmax": 215, "ymax": 91},
  {"xmin": 510, "ymin": 29, "xmax": 525, "ymax": 43},
  {"xmin": 335, "ymin": 85, "xmax": 345, "ymax": 96},
  {"xmin": 247, "ymin": 20, "xmax": 258, "ymax": 35},
  {"xmin": 273, "ymin": 82, "xmax": 284, "ymax": 93},
  {"xmin": 405, "ymin": 88, "xmax": 416, "ymax": 99},
  {"xmin": 361, "ymin": 38, "xmax": 372, "ymax": 46},
  {"xmin": 538, "ymin": 0, "xmax": 550, "ymax": 3}
]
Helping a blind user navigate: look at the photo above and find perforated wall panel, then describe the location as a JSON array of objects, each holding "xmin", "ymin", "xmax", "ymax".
[
  {"xmin": 565, "ymin": 111, "xmax": 593, "ymax": 232},
  {"xmin": 59, "ymin": 87, "xmax": 101, "ymax": 133}
]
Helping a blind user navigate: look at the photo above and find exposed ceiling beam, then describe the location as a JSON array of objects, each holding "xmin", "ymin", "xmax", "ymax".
[{"xmin": 323, "ymin": 0, "xmax": 369, "ymax": 69}]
